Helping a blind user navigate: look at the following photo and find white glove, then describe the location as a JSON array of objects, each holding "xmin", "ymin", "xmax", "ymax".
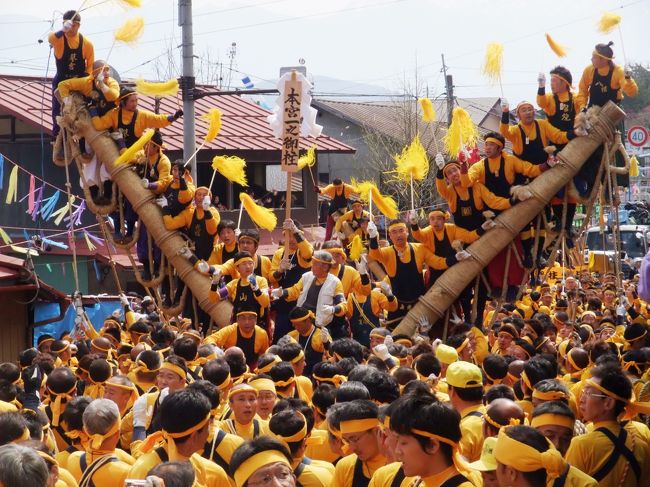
[
  {"xmin": 132, "ymin": 395, "xmax": 148, "ymax": 428},
  {"xmin": 63, "ymin": 20, "xmax": 73, "ymax": 32},
  {"xmin": 119, "ymin": 294, "xmax": 129, "ymax": 306},
  {"xmin": 624, "ymin": 68, "xmax": 632, "ymax": 78},
  {"xmin": 407, "ymin": 210, "xmax": 418, "ymax": 225},
  {"xmin": 537, "ymin": 72, "xmax": 546, "ymax": 86},
  {"xmin": 110, "ymin": 131, "xmax": 123, "ymax": 141},
  {"xmin": 142, "ymin": 178, "xmax": 150, "ymax": 189},
  {"xmin": 196, "ymin": 260, "xmax": 210, "ymax": 274},
  {"xmin": 383, "ymin": 335, "xmax": 394, "ymax": 348},
  {"xmin": 283, "ymin": 218, "xmax": 297, "ymax": 233},
  {"xmin": 63, "ymin": 96, "xmax": 70, "ymax": 107},
  {"xmin": 350, "ymin": 220, "xmax": 359, "ymax": 229},
  {"xmin": 481, "ymin": 219, "xmax": 496, "ymax": 231},
  {"xmin": 210, "ymin": 266, "xmax": 222, "ymax": 279},
  {"xmin": 546, "ymin": 156, "xmax": 559, "ymax": 167},
  {"xmin": 320, "ymin": 326, "xmax": 331, "ymax": 343},
  {"xmin": 501, "ymin": 98, "xmax": 509, "ymax": 112},
  {"xmin": 271, "ymin": 288, "xmax": 284, "ymax": 299},
  {"xmin": 367, "ymin": 221, "xmax": 378, "ymax": 239},
  {"xmin": 431, "ymin": 338, "xmax": 442, "ymax": 352},
  {"xmin": 336, "ymin": 231, "xmax": 346, "ymax": 241},
  {"xmin": 202, "ymin": 195, "xmax": 211, "ymax": 211},
  {"xmin": 320, "ymin": 305, "xmax": 336, "ymax": 317},
  {"xmin": 278, "ymin": 258, "xmax": 294, "ymax": 272},
  {"xmin": 380, "ymin": 281, "xmax": 393, "ymax": 297},
  {"xmin": 156, "ymin": 195, "xmax": 168, "ymax": 208},
  {"xmin": 356, "ymin": 257, "xmax": 368, "ymax": 275},
  {"xmin": 95, "ymin": 78, "xmax": 108, "ymax": 94},
  {"xmin": 616, "ymin": 304, "xmax": 626, "ymax": 317},
  {"xmin": 248, "ymin": 274, "xmax": 259, "ymax": 291},
  {"xmin": 373, "ymin": 344, "xmax": 391, "ymax": 361},
  {"xmin": 435, "ymin": 153, "xmax": 445, "ymax": 169},
  {"xmin": 417, "ymin": 315, "xmax": 432, "ymax": 333},
  {"xmin": 234, "ymin": 228, "xmax": 241, "ymax": 237},
  {"xmin": 455, "ymin": 250, "xmax": 471, "ymax": 261},
  {"xmin": 177, "ymin": 246, "xmax": 192, "ymax": 259},
  {"xmin": 145, "ymin": 476, "xmax": 165, "ymax": 487}
]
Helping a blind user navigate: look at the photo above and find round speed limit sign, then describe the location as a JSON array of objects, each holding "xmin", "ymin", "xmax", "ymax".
[{"xmin": 628, "ymin": 125, "xmax": 649, "ymax": 147}]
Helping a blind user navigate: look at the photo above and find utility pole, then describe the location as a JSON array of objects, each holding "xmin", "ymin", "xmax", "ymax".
[
  {"xmin": 179, "ymin": 0, "xmax": 197, "ymax": 180},
  {"xmin": 441, "ymin": 53, "xmax": 454, "ymax": 127}
]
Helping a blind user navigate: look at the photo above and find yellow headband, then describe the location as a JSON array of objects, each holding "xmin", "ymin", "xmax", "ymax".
[
  {"xmin": 39, "ymin": 338, "xmax": 55, "ymax": 347},
  {"xmin": 12, "ymin": 428, "xmax": 30, "ymax": 443},
  {"xmin": 161, "ymin": 362, "xmax": 186, "ymax": 380},
  {"xmin": 456, "ymin": 337, "xmax": 470, "ymax": 354},
  {"xmin": 550, "ymin": 73, "xmax": 571, "ymax": 87},
  {"xmin": 493, "ymin": 427, "xmax": 566, "ymax": 478},
  {"xmin": 139, "ymin": 413, "xmax": 211, "ymax": 461},
  {"xmin": 325, "ymin": 247, "xmax": 346, "ymax": 257},
  {"xmin": 566, "ymin": 352, "xmax": 584, "ymax": 372},
  {"xmin": 481, "ymin": 366, "xmax": 502, "ymax": 385},
  {"xmin": 36, "ymin": 451, "xmax": 57, "ymax": 467},
  {"xmin": 255, "ymin": 356, "xmax": 282, "ymax": 374},
  {"xmin": 228, "ymin": 384, "xmax": 258, "ymax": 401},
  {"xmin": 388, "ymin": 222, "xmax": 407, "ymax": 232},
  {"xmin": 273, "ymin": 377, "xmax": 296, "ymax": 388},
  {"xmin": 585, "ymin": 379, "xmax": 628, "ymax": 403},
  {"xmin": 312, "ymin": 373, "xmax": 346, "ymax": 387},
  {"xmin": 530, "ymin": 413, "xmax": 574, "ymax": 430},
  {"xmin": 483, "ymin": 412, "xmax": 520, "ymax": 430},
  {"xmin": 234, "ymin": 450, "xmax": 291, "ymax": 487},
  {"xmin": 136, "ymin": 359, "xmax": 160, "ymax": 374},
  {"xmin": 593, "ymin": 50, "xmax": 614, "ymax": 61},
  {"xmin": 216, "ymin": 372, "xmax": 232, "ymax": 391},
  {"xmin": 340, "ymin": 418, "xmax": 379, "ymax": 435},
  {"xmin": 520, "ymin": 371, "xmax": 533, "ymax": 391},
  {"xmin": 327, "ymin": 422, "xmax": 342, "ymax": 439},
  {"xmin": 46, "ymin": 383, "xmax": 77, "ymax": 427},
  {"xmin": 532, "ymin": 389, "xmax": 568, "ymax": 402},
  {"xmin": 586, "ymin": 379, "xmax": 650, "ymax": 420},
  {"xmin": 235, "ymin": 256, "xmax": 254, "ymax": 266},
  {"xmin": 272, "ymin": 412, "xmax": 308, "ymax": 446},
  {"xmin": 484, "ymin": 137, "xmax": 504, "ymax": 148},
  {"xmin": 290, "ymin": 350, "xmax": 305, "ymax": 364},
  {"xmin": 428, "ymin": 210, "xmax": 449, "ymax": 220},
  {"xmin": 84, "ymin": 417, "xmax": 122, "ymax": 450},
  {"xmin": 290, "ymin": 311, "xmax": 314, "ymax": 324},
  {"xmin": 311, "ymin": 254, "xmax": 333, "ymax": 265},
  {"xmin": 237, "ymin": 311, "xmax": 258, "ymax": 317},
  {"xmin": 626, "ymin": 330, "xmax": 648, "ymax": 343},
  {"xmin": 249, "ymin": 378, "xmax": 276, "ymax": 394}
]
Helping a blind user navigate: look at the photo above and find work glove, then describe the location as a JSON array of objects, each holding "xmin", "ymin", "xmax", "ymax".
[
  {"xmin": 367, "ymin": 221, "xmax": 378, "ymax": 239},
  {"xmin": 202, "ymin": 195, "xmax": 211, "ymax": 211},
  {"xmin": 248, "ymin": 274, "xmax": 259, "ymax": 291}
]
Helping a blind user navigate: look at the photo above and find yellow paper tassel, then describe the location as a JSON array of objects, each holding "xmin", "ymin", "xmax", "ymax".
[
  {"xmin": 348, "ymin": 235, "xmax": 364, "ymax": 261},
  {"xmin": 83, "ymin": 232, "xmax": 96, "ymax": 252},
  {"xmin": 392, "ymin": 135, "xmax": 429, "ymax": 182},
  {"xmin": 545, "ymin": 33, "xmax": 568, "ymax": 58},
  {"xmin": 442, "ymin": 107, "xmax": 479, "ymax": 156},
  {"xmin": 211, "ymin": 156, "xmax": 248, "ymax": 186},
  {"xmin": 419, "ymin": 98, "xmax": 436, "ymax": 123},
  {"xmin": 630, "ymin": 156, "xmax": 640, "ymax": 177},
  {"xmin": 135, "ymin": 78, "xmax": 179, "ymax": 97},
  {"xmin": 114, "ymin": 16, "xmax": 144, "ymax": 44},
  {"xmin": 369, "ymin": 185, "xmax": 398, "ymax": 220},
  {"xmin": 482, "ymin": 42, "xmax": 503, "ymax": 84},
  {"xmin": 202, "ymin": 108, "xmax": 222, "ymax": 143},
  {"xmin": 298, "ymin": 146, "xmax": 317, "ymax": 169},
  {"xmin": 115, "ymin": 129, "xmax": 154, "ymax": 165},
  {"xmin": 5, "ymin": 165, "xmax": 18, "ymax": 204},
  {"xmin": 598, "ymin": 12, "xmax": 621, "ymax": 34},
  {"xmin": 117, "ymin": 0, "xmax": 142, "ymax": 7},
  {"xmin": 239, "ymin": 193, "xmax": 277, "ymax": 231},
  {"xmin": 0, "ymin": 227, "xmax": 12, "ymax": 245},
  {"xmin": 52, "ymin": 196, "xmax": 75, "ymax": 226}
]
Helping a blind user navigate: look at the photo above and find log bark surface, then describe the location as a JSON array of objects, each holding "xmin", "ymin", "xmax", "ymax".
[
  {"xmin": 60, "ymin": 95, "xmax": 232, "ymax": 327},
  {"xmin": 393, "ymin": 102, "xmax": 625, "ymax": 337}
]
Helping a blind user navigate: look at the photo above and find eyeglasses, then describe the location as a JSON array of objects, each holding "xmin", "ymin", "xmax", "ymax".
[
  {"xmin": 582, "ymin": 388, "xmax": 609, "ymax": 399},
  {"xmin": 343, "ymin": 430, "xmax": 372, "ymax": 445},
  {"xmin": 248, "ymin": 466, "xmax": 294, "ymax": 486}
]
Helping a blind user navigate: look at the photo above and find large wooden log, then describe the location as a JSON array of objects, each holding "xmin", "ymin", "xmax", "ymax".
[
  {"xmin": 60, "ymin": 94, "xmax": 232, "ymax": 327},
  {"xmin": 394, "ymin": 102, "xmax": 625, "ymax": 337}
]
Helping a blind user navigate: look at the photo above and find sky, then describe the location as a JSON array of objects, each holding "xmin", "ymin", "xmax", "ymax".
[{"xmin": 0, "ymin": 0, "xmax": 648, "ymax": 105}]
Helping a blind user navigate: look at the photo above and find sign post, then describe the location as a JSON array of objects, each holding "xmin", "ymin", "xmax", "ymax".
[{"xmin": 280, "ymin": 71, "xmax": 302, "ymax": 258}]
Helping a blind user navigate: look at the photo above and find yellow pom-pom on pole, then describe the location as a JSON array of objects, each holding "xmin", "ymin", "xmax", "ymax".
[
  {"xmin": 135, "ymin": 78, "xmax": 179, "ymax": 97},
  {"xmin": 117, "ymin": 0, "xmax": 142, "ymax": 7},
  {"xmin": 210, "ymin": 155, "xmax": 248, "ymax": 187},
  {"xmin": 598, "ymin": 12, "xmax": 621, "ymax": 34},
  {"xmin": 393, "ymin": 135, "xmax": 429, "ymax": 211},
  {"xmin": 482, "ymin": 42, "xmax": 504, "ymax": 84},
  {"xmin": 298, "ymin": 146, "xmax": 316, "ymax": 169},
  {"xmin": 348, "ymin": 235, "xmax": 364, "ymax": 261},
  {"xmin": 630, "ymin": 156, "xmax": 640, "ymax": 177},
  {"xmin": 239, "ymin": 193, "xmax": 277, "ymax": 231},
  {"xmin": 442, "ymin": 107, "xmax": 479, "ymax": 157},
  {"xmin": 418, "ymin": 98, "xmax": 436, "ymax": 123},
  {"xmin": 114, "ymin": 16, "xmax": 145, "ymax": 43},
  {"xmin": 115, "ymin": 128, "xmax": 154, "ymax": 165},
  {"xmin": 545, "ymin": 33, "xmax": 568, "ymax": 58},
  {"xmin": 202, "ymin": 108, "xmax": 223, "ymax": 143}
]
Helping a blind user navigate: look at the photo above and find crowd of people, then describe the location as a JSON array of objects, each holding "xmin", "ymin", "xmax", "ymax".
[{"xmin": 1, "ymin": 6, "xmax": 647, "ymax": 487}]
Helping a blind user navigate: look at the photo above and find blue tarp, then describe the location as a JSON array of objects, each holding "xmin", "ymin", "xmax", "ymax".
[{"xmin": 33, "ymin": 300, "xmax": 121, "ymax": 345}]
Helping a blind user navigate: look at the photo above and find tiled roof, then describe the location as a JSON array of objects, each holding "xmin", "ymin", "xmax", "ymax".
[{"xmin": 0, "ymin": 74, "xmax": 355, "ymax": 154}]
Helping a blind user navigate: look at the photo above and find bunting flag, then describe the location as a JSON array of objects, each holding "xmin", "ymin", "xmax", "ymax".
[
  {"xmin": 31, "ymin": 186, "xmax": 44, "ymax": 221},
  {"xmin": 84, "ymin": 231, "xmax": 97, "ymax": 252},
  {"xmin": 0, "ymin": 154, "xmax": 4, "ymax": 190},
  {"xmin": 5, "ymin": 165, "xmax": 18, "ymax": 204},
  {"xmin": 0, "ymin": 227, "xmax": 12, "ymax": 245},
  {"xmin": 27, "ymin": 175, "xmax": 35, "ymax": 214},
  {"xmin": 51, "ymin": 196, "xmax": 76, "ymax": 226},
  {"xmin": 40, "ymin": 192, "xmax": 61, "ymax": 221}
]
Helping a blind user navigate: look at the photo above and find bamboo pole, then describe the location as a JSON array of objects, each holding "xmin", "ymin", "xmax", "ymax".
[
  {"xmin": 60, "ymin": 94, "xmax": 232, "ymax": 327},
  {"xmin": 393, "ymin": 102, "xmax": 626, "ymax": 337}
]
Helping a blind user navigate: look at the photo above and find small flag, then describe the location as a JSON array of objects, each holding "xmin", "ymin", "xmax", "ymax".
[{"xmin": 241, "ymin": 76, "xmax": 254, "ymax": 89}]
